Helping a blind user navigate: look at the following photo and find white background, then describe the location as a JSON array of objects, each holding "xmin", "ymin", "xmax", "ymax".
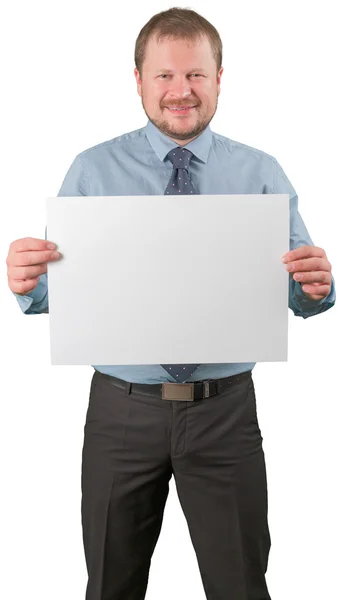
[{"xmin": 1, "ymin": 1, "xmax": 342, "ymax": 599}]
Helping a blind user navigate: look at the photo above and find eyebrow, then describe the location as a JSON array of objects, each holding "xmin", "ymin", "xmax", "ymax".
[{"xmin": 156, "ymin": 68, "xmax": 206, "ymax": 74}]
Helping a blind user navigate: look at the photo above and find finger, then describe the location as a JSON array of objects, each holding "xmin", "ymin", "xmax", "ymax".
[
  {"xmin": 9, "ymin": 263, "xmax": 48, "ymax": 281},
  {"xmin": 282, "ymin": 245, "xmax": 326, "ymax": 263},
  {"xmin": 11, "ymin": 238, "xmax": 55, "ymax": 252},
  {"xmin": 285, "ymin": 257, "xmax": 330, "ymax": 273},
  {"xmin": 10, "ymin": 277, "xmax": 40, "ymax": 295},
  {"xmin": 293, "ymin": 270, "xmax": 332, "ymax": 285},
  {"xmin": 11, "ymin": 249, "xmax": 60, "ymax": 267},
  {"xmin": 301, "ymin": 283, "xmax": 331, "ymax": 297}
]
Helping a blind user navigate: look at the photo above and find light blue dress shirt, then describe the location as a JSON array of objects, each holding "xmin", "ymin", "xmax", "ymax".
[{"xmin": 13, "ymin": 120, "xmax": 336, "ymax": 383}]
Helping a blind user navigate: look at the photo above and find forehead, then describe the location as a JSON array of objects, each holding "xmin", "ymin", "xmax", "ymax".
[{"xmin": 144, "ymin": 34, "xmax": 214, "ymax": 68}]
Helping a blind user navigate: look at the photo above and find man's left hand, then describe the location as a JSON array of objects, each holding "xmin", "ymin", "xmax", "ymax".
[{"xmin": 282, "ymin": 245, "xmax": 332, "ymax": 301}]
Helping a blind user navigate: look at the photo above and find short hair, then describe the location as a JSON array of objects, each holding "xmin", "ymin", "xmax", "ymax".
[{"xmin": 135, "ymin": 7, "xmax": 223, "ymax": 75}]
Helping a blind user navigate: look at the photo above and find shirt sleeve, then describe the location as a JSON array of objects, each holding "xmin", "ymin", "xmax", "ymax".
[
  {"xmin": 273, "ymin": 158, "xmax": 336, "ymax": 318},
  {"xmin": 13, "ymin": 153, "xmax": 88, "ymax": 315}
]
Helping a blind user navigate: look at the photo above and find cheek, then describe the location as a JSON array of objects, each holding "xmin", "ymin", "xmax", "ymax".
[
  {"xmin": 194, "ymin": 86, "xmax": 211, "ymax": 103},
  {"xmin": 144, "ymin": 84, "xmax": 164, "ymax": 105},
  {"xmin": 142, "ymin": 87, "xmax": 160, "ymax": 109}
]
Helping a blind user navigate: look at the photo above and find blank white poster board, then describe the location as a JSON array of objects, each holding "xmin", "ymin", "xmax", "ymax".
[{"xmin": 46, "ymin": 194, "xmax": 289, "ymax": 365}]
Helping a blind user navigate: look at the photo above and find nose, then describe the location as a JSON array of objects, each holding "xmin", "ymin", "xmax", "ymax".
[{"xmin": 168, "ymin": 75, "xmax": 192, "ymax": 98}]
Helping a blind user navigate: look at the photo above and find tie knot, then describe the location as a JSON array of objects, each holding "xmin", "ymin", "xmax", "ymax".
[{"xmin": 166, "ymin": 147, "xmax": 194, "ymax": 170}]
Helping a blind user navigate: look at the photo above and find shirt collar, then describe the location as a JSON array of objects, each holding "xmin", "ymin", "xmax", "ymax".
[{"xmin": 144, "ymin": 119, "xmax": 213, "ymax": 164}]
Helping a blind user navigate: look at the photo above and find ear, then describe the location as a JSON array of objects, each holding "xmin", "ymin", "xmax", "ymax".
[
  {"xmin": 134, "ymin": 68, "xmax": 142, "ymax": 97},
  {"xmin": 217, "ymin": 66, "xmax": 224, "ymax": 95}
]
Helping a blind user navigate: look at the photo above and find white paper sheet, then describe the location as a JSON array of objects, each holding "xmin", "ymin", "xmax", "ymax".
[{"xmin": 46, "ymin": 194, "xmax": 289, "ymax": 365}]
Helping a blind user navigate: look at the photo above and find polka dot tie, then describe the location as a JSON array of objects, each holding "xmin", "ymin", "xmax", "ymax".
[
  {"xmin": 164, "ymin": 146, "xmax": 196, "ymax": 195},
  {"xmin": 161, "ymin": 146, "xmax": 200, "ymax": 383}
]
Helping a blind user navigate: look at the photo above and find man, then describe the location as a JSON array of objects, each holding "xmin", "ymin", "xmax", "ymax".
[{"xmin": 7, "ymin": 7, "xmax": 336, "ymax": 600}]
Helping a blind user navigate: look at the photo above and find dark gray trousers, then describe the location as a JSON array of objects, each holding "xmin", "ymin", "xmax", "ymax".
[{"xmin": 81, "ymin": 369, "xmax": 271, "ymax": 600}]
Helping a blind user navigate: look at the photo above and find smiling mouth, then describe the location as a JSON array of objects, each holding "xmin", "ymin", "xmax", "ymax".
[{"xmin": 166, "ymin": 106, "xmax": 197, "ymax": 113}]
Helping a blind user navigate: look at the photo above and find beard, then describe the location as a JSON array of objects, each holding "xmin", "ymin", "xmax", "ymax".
[{"xmin": 141, "ymin": 95, "xmax": 218, "ymax": 141}]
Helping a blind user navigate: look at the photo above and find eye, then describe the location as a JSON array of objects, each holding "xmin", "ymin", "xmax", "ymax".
[{"xmin": 158, "ymin": 73, "xmax": 203, "ymax": 79}]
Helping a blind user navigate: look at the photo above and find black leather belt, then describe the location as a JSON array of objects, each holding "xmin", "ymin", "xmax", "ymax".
[{"xmin": 93, "ymin": 369, "xmax": 252, "ymax": 401}]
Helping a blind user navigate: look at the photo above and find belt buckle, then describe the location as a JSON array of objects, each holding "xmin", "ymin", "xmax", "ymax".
[{"xmin": 162, "ymin": 383, "xmax": 194, "ymax": 401}]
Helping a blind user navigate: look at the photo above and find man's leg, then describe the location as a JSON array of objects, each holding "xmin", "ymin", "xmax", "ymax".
[
  {"xmin": 81, "ymin": 372, "xmax": 173, "ymax": 600},
  {"xmin": 172, "ymin": 374, "xmax": 271, "ymax": 600}
]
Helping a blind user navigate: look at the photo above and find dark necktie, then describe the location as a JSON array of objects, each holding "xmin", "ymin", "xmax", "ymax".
[{"xmin": 160, "ymin": 146, "xmax": 200, "ymax": 383}]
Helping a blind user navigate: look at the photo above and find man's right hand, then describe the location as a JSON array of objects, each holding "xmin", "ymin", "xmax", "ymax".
[{"xmin": 6, "ymin": 237, "xmax": 61, "ymax": 295}]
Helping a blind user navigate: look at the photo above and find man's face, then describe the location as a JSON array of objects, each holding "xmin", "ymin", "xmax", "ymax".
[{"xmin": 134, "ymin": 34, "xmax": 223, "ymax": 145}]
